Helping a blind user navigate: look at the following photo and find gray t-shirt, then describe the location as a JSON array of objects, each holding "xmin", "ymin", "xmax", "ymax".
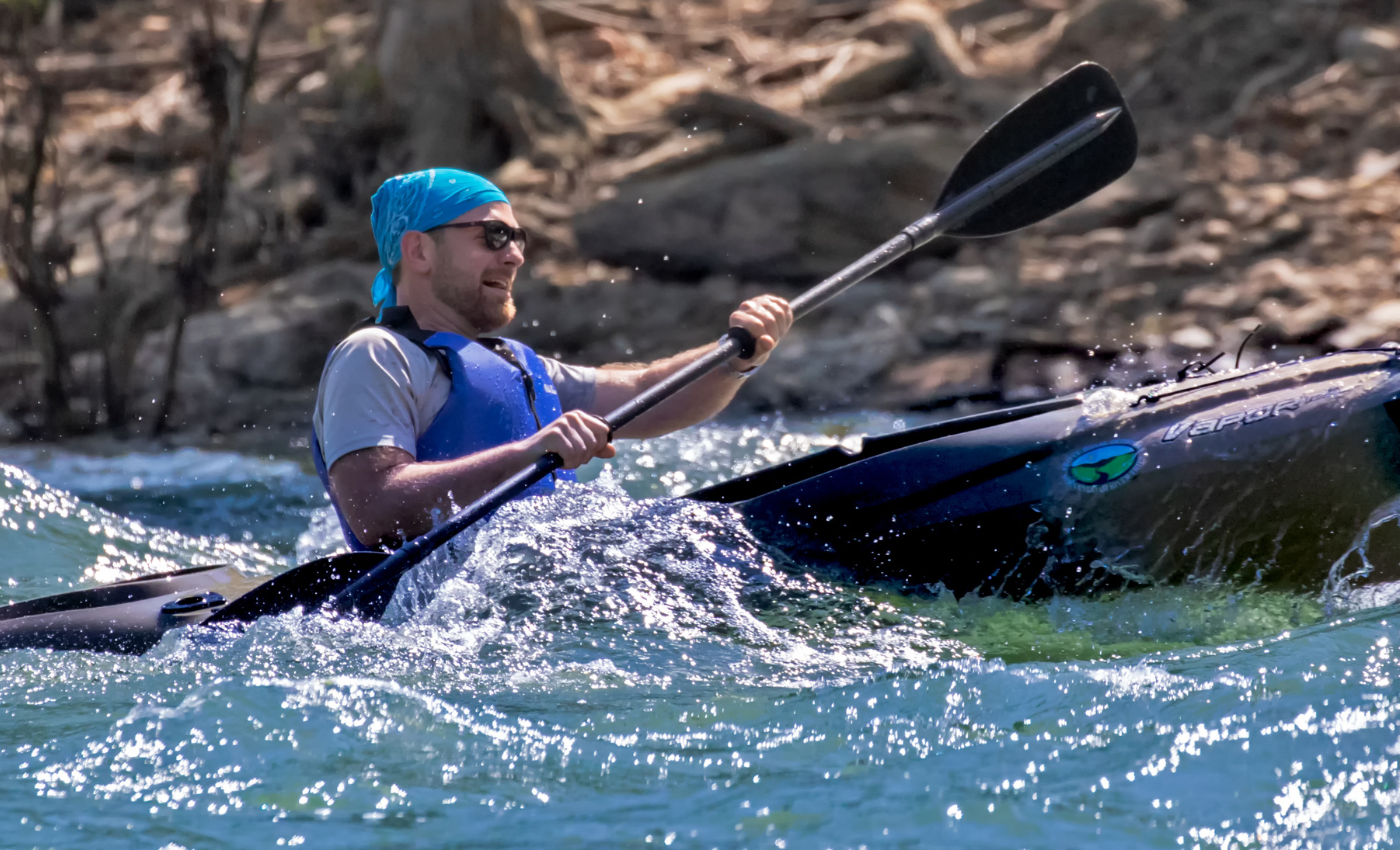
[{"xmin": 313, "ymin": 327, "xmax": 597, "ymax": 469}]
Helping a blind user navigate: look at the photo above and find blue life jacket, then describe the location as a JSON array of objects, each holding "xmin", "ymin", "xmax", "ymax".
[{"xmin": 312, "ymin": 307, "xmax": 577, "ymax": 551}]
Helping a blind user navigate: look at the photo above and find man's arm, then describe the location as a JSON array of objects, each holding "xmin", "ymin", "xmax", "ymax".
[
  {"xmin": 591, "ymin": 295, "xmax": 793, "ymax": 439},
  {"xmin": 328, "ymin": 410, "xmax": 615, "ymax": 549},
  {"xmin": 324, "ymin": 295, "xmax": 789, "ymax": 547}
]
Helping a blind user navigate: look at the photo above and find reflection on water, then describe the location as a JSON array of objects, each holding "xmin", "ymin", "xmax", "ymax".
[{"xmin": 1, "ymin": 415, "xmax": 1399, "ymax": 848}]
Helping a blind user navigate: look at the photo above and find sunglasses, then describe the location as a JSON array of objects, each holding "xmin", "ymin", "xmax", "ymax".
[{"xmin": 426, "ymin": 220, "xmax": 529, "ymax": 252}]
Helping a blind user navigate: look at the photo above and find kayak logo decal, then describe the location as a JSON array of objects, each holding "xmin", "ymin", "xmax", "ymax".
[
  {"xmin": 1064, "ymin": 442, "xmax": 1142, "ymax": 490},
  {"xmin": 1160, "ymin": 395, "xmax": 1312, "ymax": 443}
]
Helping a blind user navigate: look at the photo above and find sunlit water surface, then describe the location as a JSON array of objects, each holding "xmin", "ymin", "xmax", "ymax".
[{"xmin": 1, "ymin": 414, "xmax": 1399, "ymax": 849}]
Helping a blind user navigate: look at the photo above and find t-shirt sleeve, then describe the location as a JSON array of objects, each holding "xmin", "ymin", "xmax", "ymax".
[
  {"xmin": 315, "ymin": 330, "xmax": 433, "ymax": 468},
  {"xmin": 541, "ymin": 357, "xmax": 597, "ymax": 412}
]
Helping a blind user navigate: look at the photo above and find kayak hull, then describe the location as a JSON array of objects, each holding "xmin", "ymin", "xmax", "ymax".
[
  {"xmin": 693, "ymin": 350, "xmax": 1400, "ymax": 597},
  {"xmin": 0, "ymin": 552, "xmax": 389, "ymax": 654},
  {"xmin": 0, "ymin": 565, "xmax": 267, "ymax": 654}
]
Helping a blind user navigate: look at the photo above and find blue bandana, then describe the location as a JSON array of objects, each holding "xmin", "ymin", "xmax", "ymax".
[{"xmin": 369, "ymin": 169, "xmax": 510, "ymax": 311}]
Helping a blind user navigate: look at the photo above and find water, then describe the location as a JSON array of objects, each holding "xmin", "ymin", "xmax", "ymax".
[{"xmin": 2, "ymin": 414, "xmax": 1399, "ymax": 849}]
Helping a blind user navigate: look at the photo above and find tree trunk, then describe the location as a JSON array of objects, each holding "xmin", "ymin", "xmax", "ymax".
[
  {"xmin": 89, "ymin": 216, "xmax": 125, "ymax": 431},
  {"xmin": 25, "ymin": 301, "xmax": 72, "ymax": 436},
  {"xmin": 378, "ymin": 0, "xmax": 589, "ymax": 173},
  {"xmin": 0, "ymin": 74, "xmax": 76, "ymax": 438},
  {"xmin": 152, "ymin": 0, "xmax": 276, "ymax": 435}
]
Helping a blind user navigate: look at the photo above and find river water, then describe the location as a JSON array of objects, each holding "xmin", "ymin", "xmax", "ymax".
[{"xmin": 1, "ymin": 413, "xmax": 1398, "ymax": 849}]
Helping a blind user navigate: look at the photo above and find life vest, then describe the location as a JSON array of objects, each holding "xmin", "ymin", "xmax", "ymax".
[{"xmin": 312, "ymin": 308, "xmax": 577, "ymax": 551}]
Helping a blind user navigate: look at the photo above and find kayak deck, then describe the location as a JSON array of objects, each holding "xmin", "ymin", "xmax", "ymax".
[{"xmin": 698, "ymin": 351, "xmax": 1400, "ymax": 597}]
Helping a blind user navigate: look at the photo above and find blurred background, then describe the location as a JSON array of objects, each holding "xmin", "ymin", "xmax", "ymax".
[{"xmin": 2, "ymin": 0, "xmax": 1399, "ymax": 443}]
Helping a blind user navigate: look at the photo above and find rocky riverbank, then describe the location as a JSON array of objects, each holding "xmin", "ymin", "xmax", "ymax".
[{"xmin": 5, "ymin": 0, "xmax": 1400, "ymax": 441}]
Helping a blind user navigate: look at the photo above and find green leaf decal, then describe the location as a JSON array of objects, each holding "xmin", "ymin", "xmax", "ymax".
[{"xmin": 1067, "ymin": 444, "xmax": 1139, "ymax": 487}]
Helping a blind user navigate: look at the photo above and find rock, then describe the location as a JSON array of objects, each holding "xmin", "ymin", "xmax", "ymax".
[
  {"xmin": 1327, "ymin": 300, "xmax": 1400, "ymax": 349},
  {"xmin": 997, "ymin": 347, "xmax": 1102, "ymax": 399},
  {"xmin": 853, "ymin": 0, "xmax": 980, "ymax": 84},
  {"xmin": 1200, "ymin": 219, "xmax": 1234, "ymax": 242},
  {"xmin": 214, "ymin": 262, "xmax": 376, "ymax": 387},
  {"xmin": 508, "ymin": 274, "xmax": 744, "ymax": 366},
  {"xmin": 815, "ymin": 41, "xmax": 926, "ymax": 107},
  {"xmin": 1350, "ymin": 148, "xmax": 1400, "ymax": 190},
  {"xmin": 924, "ymin": 264, "xmax": 1008, "ymax": 300},
  {"xmin": 1168, "ymin": 325, "xmax": 1215, "ymax": 349},
  {"xmin": 1055, "ymin": 0, "xmax": 1188, "ymax": 76},
  {"xmin": 574, "ymin": 125, "xmax": 966, "ymax": 282},
  {"xmin": 1181, "ymin": 283, "xmax": 1243, "ymax": 312},
  {"xmin": 742, "ymin": 303, "xmax": 914, "ymax": 410},
  {"xmin": 874, "ymin": 349, "xmax": 998, "ymax": 408},
  {"xmin": 1167, "ymin": 241, "xmax": 1222, "ymax": 273},
  {"xmin": 1288, "ymin": 177, "xmax": 1335, "ymax": 202},
  {"xmin": 216, "ymin": 303, "xmax": 360, "ymax": 388},
  {"xmin": 1040, "ymin": 159, "xmax": 1183, "ymax": 236},
  {"xmin": 1358, "ymin": 106, "xmax": 1400, "ymax": 153},
  {"xmin": 127, "ymin": 262, "xmax": 376, "ymax": 431},
  {"xmin": 1257, "ymin": 298, "xmax": 1342, "ymax": 343},
  {"xmin": 1243, "ymin": 211, "xmax": 1309, "ymax": 254},
  {"xmin": 589, "ymin": 69, "xmax": 716, "ymax": 127},
  {"xmin": 1130, "ymin": 240, "xmax": 1222, "ymax": 281},
  {"xmin": 1359, "ymin": 298, "xmax": 1400, "ymax": 327},
  {"xmin": 668, "ymin": 91, "xmax": 813, "ymax": 144},
  {"xmin": 1133, "ymin": 213, "xmax": 1177, "ymax": 253},
  {"xmin": 1246, "ymin": 258, "xmax": 1318, "ymax": 302},
  {"xmin": 1172, "ymin": 185, "xmax": 1223, "ymax": 222},
  {"xmin": 1336, "ymin": 26, "xmax": 1400, "ymax": 77}
]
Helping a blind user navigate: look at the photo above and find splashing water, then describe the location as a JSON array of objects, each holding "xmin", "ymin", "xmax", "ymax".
[
  {"xmin": 2, "ymin": 415, "xmax": 1399, "ymax": 848},
  {"xmin": 5, "ymin": 445, "xmax": 327, "ymax": 555},
  {"xmin": 1324, "ymin": 494, "xmax": 1400, "ymax": 613},
  {"xmin": 0, "ymin": 461, "xmax": 280, "ymax": 598},
  {"xmin": 1078, "ymin": 386, "xmax": 1137, "ymax": 421}
]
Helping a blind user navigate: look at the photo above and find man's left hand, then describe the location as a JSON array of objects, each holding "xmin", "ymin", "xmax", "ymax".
[{"xmin": 729, "ymin": 295, "xmax": 794, "ymax": 373}]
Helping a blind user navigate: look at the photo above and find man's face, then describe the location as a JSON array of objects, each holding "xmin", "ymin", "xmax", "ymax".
[{"xmin": 428, "ymin": 202, "xmax": 525, "ymax": 335}]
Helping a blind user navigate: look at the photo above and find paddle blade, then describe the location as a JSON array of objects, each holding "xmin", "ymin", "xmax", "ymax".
[
  {"xmin": 936, "ymin": 62, "xmax": 1137, "ymax": 238},
  {"xmin": 203, "ymin": 551, "xmax": 389, "ymax": 624}
]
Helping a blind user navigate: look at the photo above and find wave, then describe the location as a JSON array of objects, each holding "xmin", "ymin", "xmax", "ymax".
[{"xmin": 0, "ymin": 461, "xmax": 282, "ymax": 603}]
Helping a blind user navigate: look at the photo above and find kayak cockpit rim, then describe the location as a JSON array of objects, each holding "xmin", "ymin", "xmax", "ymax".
[{"xmin": 689, "ymin": 394, "xmax": 1084, "ymax": 505}]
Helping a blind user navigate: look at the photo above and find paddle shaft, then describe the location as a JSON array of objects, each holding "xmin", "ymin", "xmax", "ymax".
[
  {"xmin": 789, "ymin": 107, "xmax": 1120, "ymax": 318},
  {"xmin": 574, "ymin": 107, "xmax": 1124, "ymax": 437},
  {"xmin": 327, "ymin": 105, "xmax": 1124, "ymax": 617}
]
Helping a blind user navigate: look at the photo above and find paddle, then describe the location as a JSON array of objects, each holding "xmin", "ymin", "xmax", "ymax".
[{"xmin": 208, "ymin": 61, "xmax": 1137, "ymax": 627}]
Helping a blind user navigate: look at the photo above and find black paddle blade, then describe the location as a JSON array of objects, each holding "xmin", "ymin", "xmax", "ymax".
[
  {"xmin": 203, "ymin": 551, "xmax": 389, "ymax": 625},
  {"xmin": 936, "ymin": 63, "xmax": 1137, "ymax": 238}
]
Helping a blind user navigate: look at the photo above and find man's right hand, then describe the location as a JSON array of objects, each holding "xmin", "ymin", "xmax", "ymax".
[{"xmin": 526, "ymin": 410, "xmax": 616, "ymax": 468}]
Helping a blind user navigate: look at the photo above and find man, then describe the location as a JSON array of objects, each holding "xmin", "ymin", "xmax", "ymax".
[{"xmin": 313, "ymin": 169, "xmax": 793, "ymax": 550}]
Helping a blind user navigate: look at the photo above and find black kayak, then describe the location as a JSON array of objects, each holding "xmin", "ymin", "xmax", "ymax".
[
  {"xmin": 6, "ymin": 348, "xmax": 1400, "ymax": 652},
  {"xmin": 696, "ymin": 348, "xmax": 1400, "ymax": 597}
]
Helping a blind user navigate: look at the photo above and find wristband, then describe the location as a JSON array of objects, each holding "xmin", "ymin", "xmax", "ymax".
[
  {"xmin": 726, "ymin": 359, "xmax": 761, "ymax": 379},
  {"xmin": 717, "ymin": 332, "xmax": 762, "ymax": 379}
]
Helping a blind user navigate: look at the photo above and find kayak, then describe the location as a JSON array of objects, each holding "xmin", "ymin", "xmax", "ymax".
[
  {"xmin": 0, "ymin": 64, "xmax": 1150, "ymax": 653},
  {"xmin": 0, "ymin": 553, "xmax": 386, "ymax": 654},
  {"xmin": 694, "ymin": 348, "xmax": 1400, "ymax": 598},
  {"xmin": 5, "ymin": 348, "xmax": 1400, "ymax": 652},
  {"xmin": 0, "ymin": 564, "xmax": 269, "ymax": 654}
]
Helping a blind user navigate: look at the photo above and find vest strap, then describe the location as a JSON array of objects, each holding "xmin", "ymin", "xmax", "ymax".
[
  {"xmin": 315, "ymin": 307, "xmax": 575, "ymax": 551},
  {"xmin": 366, "ymin": 306, "xmax": 451, "ymax": 373}
]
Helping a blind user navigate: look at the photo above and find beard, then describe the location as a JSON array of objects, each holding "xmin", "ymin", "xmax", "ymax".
[{"xmin": 430, "ymin": 261, "xmax": 516, "ymax": 335}]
